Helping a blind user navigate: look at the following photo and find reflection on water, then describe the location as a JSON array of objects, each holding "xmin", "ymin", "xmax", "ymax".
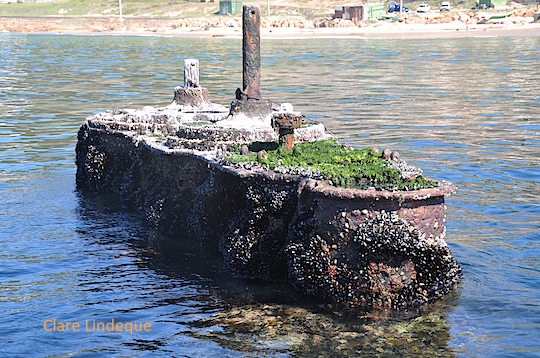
[
  {"xmin": 0, "ymin": 33, "xmax": 539, "ymax": 356},
  {"xmin": 75, "ymin": 192, "xmax": 459, "ymax": 357}
]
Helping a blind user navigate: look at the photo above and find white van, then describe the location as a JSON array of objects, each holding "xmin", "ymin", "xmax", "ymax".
[
  {"xmin": 417, "ymin": 4, "xmax": 431, "ymax": 12},
  {"xmin": 440, "ymin": 1, "xmax": 451, "ymax": 11}
]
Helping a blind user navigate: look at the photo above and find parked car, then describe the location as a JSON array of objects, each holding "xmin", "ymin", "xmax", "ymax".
[
  {"xmin": 440, "ymin": 1, "xmax": 451, "ymax": 11},
  {"xmin": 388, "ymin": 3, "xmax": 409, "ymax": 12},
  {"xmin": 471, "ymin": 2, "xmax": 493, "ymax": 9},
  {"xmin": 417, "ymin": 4, "xmax": 431, "ymax": 12}
]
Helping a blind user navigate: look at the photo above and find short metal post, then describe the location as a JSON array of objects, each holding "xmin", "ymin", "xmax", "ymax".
[
  {"xmin": 184, "ymin": 59, "xmax": 200, "ymax": 88},
  {"xmin": 172, "ymin": 58, "xmax": 209, "ymax": 107},
  {"xmin": 273, "ymin": 112, "xmax": 302, "ymax": 151}
]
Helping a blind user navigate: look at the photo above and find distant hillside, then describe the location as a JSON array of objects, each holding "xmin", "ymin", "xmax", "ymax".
[
  {"xmin": 0, "ymin": 0, "xmax": 340, "ymax": 18},
  {"xmin": 0, "ymin": 0, "xmax": 532, "ymax": 18}
]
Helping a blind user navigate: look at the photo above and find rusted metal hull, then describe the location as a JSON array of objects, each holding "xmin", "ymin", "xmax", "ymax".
[{"xmin": 76, "ymin": 113, "xmax": 460, "ymax": 309}]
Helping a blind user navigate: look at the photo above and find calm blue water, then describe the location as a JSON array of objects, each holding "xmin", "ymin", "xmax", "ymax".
[{"xmin": 1, "ymin": 33, "xmax": 539, "ymax": 357}]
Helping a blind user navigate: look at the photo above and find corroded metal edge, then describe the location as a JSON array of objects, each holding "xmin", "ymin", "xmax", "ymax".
[{"xmin": 299, "ymin": 178, "xmax": 457, "ymax": 201}]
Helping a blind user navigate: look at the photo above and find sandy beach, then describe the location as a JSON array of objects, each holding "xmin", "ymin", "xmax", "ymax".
[{"xmin": 1, "ymin": 15, "xmax": 540, "ymax": 39}]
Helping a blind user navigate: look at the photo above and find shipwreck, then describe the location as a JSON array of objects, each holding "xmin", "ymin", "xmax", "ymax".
[{"xmin": 75, "ymin": 4, "xmax": 461, "ymax": 309}]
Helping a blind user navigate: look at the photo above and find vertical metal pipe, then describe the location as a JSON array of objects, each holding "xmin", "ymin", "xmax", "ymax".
[{"xmin": 242, "ymin": 4, "xmax": 262, "ymax": 100}]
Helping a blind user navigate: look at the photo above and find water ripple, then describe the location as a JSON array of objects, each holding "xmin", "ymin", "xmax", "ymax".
[{"xmin": 0, "ymin": 33, "xmax": 539, "ymax": 357}]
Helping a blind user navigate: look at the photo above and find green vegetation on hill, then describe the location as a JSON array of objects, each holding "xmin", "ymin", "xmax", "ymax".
[
  {"xmin": 0, "ymin": 0, "xmax": 214, "ymax": 17},
  {"xmin": 0, "ymin": 0, "xmax": 336, "ymax": 18},
  {"xmin": 0, "ymin": 0, "xmax": 531, "ymax": 18},
  {"xmin": 225, "ymin": 140, "xmax": 439, "ymax": 190}
]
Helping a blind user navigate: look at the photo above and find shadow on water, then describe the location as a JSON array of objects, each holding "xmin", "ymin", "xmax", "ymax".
[{"xmin": 75, "ymin": 190, "xmax": 461, "ymax": 357}]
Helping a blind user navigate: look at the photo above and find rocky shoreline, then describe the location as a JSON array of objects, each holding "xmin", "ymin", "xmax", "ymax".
[{"xmin": 1, "ymin": 10, "xmax": 539, "ymax": 38}]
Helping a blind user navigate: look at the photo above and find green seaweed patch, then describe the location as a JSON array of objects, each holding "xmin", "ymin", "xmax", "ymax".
[{"xmin": 224, "ymin": 140, "xmax": 438, "ymax": 191}]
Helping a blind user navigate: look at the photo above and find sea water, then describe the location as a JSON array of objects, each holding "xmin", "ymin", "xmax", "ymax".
[{"xmin": 1, "ymin": 33, "xmax": 539, "ymax": 357}]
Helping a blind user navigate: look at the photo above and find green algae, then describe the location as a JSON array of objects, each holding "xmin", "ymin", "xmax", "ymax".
[
  {"xmin": 186, "ymin": 303, "xmax": 454, "ymax": 357},
  {"xmin": 225, "ymin": 140, "xmax": 438, "ymax": 191}
]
